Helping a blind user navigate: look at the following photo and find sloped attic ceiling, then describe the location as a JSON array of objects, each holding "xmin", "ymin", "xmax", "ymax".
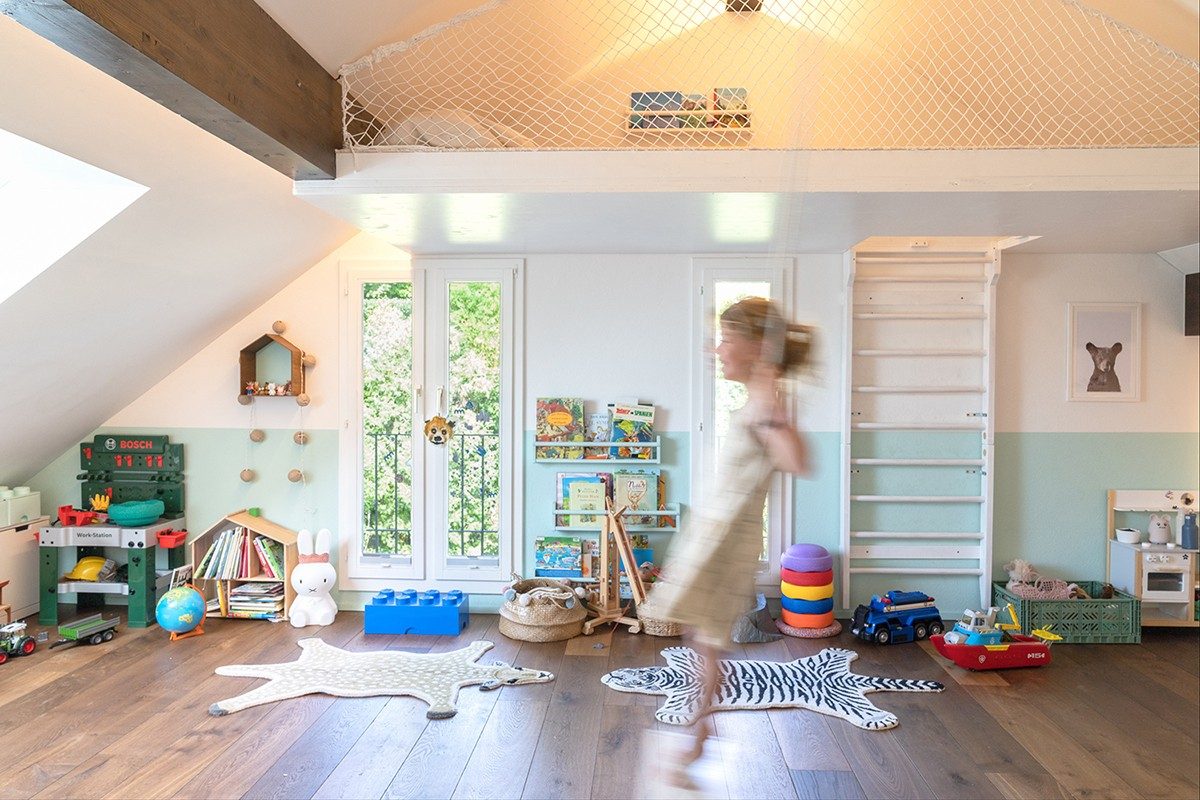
[
  {"xmin": 335, "ymin": 0, "xmax": 1199, "ymax": 151},
  {"xmin": 0, "ymin": 17, "xmax": 357, "ymax": 486}
]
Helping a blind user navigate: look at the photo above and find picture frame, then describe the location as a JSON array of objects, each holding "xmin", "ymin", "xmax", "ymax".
[{"xmin": 1067, "ymin": 302, "xmax": 1140, "ymax": 402}]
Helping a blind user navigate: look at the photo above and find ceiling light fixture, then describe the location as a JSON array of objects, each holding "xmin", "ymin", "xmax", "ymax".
[{"xmin": 726, "ymin": 0, "xmax": 762, "ymax": 12}]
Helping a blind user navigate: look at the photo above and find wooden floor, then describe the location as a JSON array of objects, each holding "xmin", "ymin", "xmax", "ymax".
[{"xmin": 1, "ymin": 608, "xmax": 1196, "ymax": 800}]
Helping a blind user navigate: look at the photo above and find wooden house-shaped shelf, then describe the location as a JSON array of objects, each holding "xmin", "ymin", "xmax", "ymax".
[
  {"xmin": 189, "ymin": 510, "xmax": 298, "ymax": 620},
  {"xmin": 237, "ymin": 323, "xmax": 315, "ymax": 406}
]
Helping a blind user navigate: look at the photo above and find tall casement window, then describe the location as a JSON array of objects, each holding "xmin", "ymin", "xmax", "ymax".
[
  {"xmin": 692, "ymin": 257, "xmax": 793, "ymax": 581},
  {"xmin": 340, "ymin": 259, "xmax": 523, "ymax": 590}
]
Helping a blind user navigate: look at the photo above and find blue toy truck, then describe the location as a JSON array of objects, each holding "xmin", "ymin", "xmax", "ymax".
[{"xmin": 851, "ymin": 590, "xmax": 944, "ymax": 644}]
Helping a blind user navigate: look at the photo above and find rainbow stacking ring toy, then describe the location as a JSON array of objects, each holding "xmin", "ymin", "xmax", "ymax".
[{"xmin": 776, "ymin": 543, "xmax": 842, "ymax": 639}]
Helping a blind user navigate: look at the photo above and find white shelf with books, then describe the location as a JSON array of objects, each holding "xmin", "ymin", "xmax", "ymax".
[
  {"xmin": 553, "ymin": 504, "xmax": 680, "ymax": 533},
  {"xmin": 534, "ymin": 438, "xmax": 662, "ymax": 464},
  {"xmin": 189, "ymin": 509, "xmax": 298, "ymax": 621}
]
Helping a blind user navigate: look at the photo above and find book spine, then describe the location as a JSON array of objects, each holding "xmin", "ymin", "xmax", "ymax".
[
  {"xmin": 263, "ymin": 541, "xmax": 285, "ymax": 580},
  {"xmin": 253, "ymin": 537, "xmax": 275, "ymax": 577}
]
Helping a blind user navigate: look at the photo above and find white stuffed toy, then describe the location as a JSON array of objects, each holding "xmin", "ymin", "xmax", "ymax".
[
  {"xmin": 1148, "ymin": 514, "xmax": 1172, "ymax": 545},
  {"xmin": 289, "ymin": 528, "xmax": 338, "ymax": 628}
]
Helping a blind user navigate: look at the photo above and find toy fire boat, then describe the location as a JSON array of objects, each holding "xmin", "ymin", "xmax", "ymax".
[{"xmin": 930, "ymin": 603, "xmax": 1062, "ymax": 671}]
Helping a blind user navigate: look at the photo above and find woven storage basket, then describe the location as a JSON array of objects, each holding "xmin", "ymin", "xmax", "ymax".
[
  {"xmin": 499, "ymin": 577, "xmax": 586, "ymax": 642},
  {"xmin": 637, "ymin": 609, "xmax": 683, "ymax": 637}
]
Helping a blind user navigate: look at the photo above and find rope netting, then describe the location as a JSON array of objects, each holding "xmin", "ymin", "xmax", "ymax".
[{"xmin": 340, "ymin": 0, "xmax": 1199, "ymax": 151}]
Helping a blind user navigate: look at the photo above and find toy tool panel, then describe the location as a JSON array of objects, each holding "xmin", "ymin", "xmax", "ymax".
[{"xmin": 78, "ymin": 434, "xmax": 184, "ymax": 513}]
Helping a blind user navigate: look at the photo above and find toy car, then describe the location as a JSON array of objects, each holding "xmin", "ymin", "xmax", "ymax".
[
  {"xmin": 851, "ymin": 590, "xmax": 944, "ymax": 644},
  {"xmin": 0, "ymin": 621, "xmax": 38, "ymax": 663}
]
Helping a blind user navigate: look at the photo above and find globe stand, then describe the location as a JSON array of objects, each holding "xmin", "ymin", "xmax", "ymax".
[{"xmin": 163, "ymin": 582, "xmax": 207, "ymax": 642}]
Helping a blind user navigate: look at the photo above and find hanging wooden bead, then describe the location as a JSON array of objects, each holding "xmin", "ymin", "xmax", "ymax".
[
  {"xmin": 272, "ymin": 320, "xmax": 287, "ymax": 334},
  {"xmin": 240, "ymin": 469, "xmax": 255, "ymax": 482},
  {"xmin": 296, "ymin": 392, "xmax": 311, "ymax": 407},
  {"xmin": 302, "ymin": 353, "xmax": 317, "ymax": 367},
  {"xmin": 249, "ymin": 429, "xmax": 265, "ymax": 443},
  {"xmin": 293, "ymin": 431, "xmax": 309, "ymax": 445},
  {"xmin": 287, "ymin": 469, "xmax": 304, "ymax": 483}
]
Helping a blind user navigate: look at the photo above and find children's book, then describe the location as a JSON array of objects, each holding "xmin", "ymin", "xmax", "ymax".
[
  {"xmin": 536, "ymin": 398, "xmax": 586, "ymax": 459},
  {"xmin": 584, "ymin": 411, "xmax": 611, "ymax": 458},
  {"xmin": 613, "ymin": 469, "xmax": 658, "ymax": 527},
  {"xmin": 630, "ymin": 91, "xmax": 683, "ymax": 129},
  {"xmin": 713, "ymin": 87, "xmax": 750, "ymax": 128},
  {"xmin": 681, "ymin": 92, "xmax": 709, "ymax": 128},
  {"xmin": 556, "ymin": 472, "xmax": 612, "ymax": 528},
  {"xmin": 658, "ymin": 471, "xmax": 675, "ymax": 528},
  {"xmin": 609, "ymin": 402, "xmax": 655, "ymax": 459},
  {"xmin": 534, "ymin": 535, "xmax": 584, "ymax": 578}
]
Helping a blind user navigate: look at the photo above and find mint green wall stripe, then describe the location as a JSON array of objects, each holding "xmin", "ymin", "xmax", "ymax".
[{"xmin": 26, "ymin": 427, "xmax": 1199, "ymax": 621}]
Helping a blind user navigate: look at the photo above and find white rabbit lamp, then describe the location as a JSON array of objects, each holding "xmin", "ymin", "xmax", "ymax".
[{"xmin": 289, "ymin": 528, "xmax": 339, "ymax": 628}]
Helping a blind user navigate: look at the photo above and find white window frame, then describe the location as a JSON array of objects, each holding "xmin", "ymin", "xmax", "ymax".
[
  {"xmin": 339, "ymin": 257, "xmax": 524, "ymax": 594},
  {"xmin": 691, "ymin": 256, "xmax": 794, "ymax": 585}
]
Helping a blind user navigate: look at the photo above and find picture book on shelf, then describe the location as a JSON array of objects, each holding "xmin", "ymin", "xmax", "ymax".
[
  {"xmin": 536, "ymin": 398, "xmax": 585, "ymax": 459},
  {"xmin": 681, "ymin": 92, "xmax": 709, "ymax": 128},
  {"xmin": 585, "ymin": 410, "xmax": 611, "ymax": 458},
  {"xmin": 534, "ymin": 535, "xmax": 584, "ymax": 578},
  {"xmin": 613, "ymin": 469, "xmax": 658, "ymax": 527},
  {"xmin": 630, "ymin": 91, "xmax": 683, "ymax": 129},
  {"xmin": 713, "ymin": 87, "xmax": 750, "ymax": 128},
  {"xmin": 556, "ymin": 472, "xmax": 612, "ymax": 528},
  {"xmin": 609, "ymin": 402, "xmax": 655, "ymax": 459}
]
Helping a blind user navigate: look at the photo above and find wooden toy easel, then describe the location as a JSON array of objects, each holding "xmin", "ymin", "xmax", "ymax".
[{"xmin": 583, "ymin": 499, "xmax": 648, "ymax": 635}]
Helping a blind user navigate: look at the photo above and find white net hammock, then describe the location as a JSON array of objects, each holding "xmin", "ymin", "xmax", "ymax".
[{"xmin": 340, "ymin": 0, "xmax": 1199, "ymax": 152}]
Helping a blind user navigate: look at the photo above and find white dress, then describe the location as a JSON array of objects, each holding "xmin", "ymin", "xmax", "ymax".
[{"xmin": 640, "ymin": 408, "xmax": 774, "ymax": 648}]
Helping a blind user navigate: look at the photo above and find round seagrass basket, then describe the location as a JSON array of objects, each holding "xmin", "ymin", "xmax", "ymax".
[
  {"xmin": 499, "ymin": 577, "xmax": 587, "ymax": 642},
  {"xmin": 636, "ymin": 608, "xmax": 683, "ymax": 638}
]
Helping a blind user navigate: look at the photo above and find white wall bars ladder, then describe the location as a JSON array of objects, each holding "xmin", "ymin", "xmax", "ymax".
[{"xmin": 839, "ymin": 248, "xmax": 999, "ymax": 610}]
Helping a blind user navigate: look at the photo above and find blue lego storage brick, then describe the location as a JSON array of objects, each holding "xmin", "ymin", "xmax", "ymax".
[{"xmin": 364, "ymin": 588, "xmax": 469, "ymax": 635}]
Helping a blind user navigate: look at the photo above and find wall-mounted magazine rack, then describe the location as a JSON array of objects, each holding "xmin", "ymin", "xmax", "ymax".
[
  {"xmin": 534, "ymin": 438, "xmax": 661, "ymax": 464},
  {"xmin": 553, "ymin": 503, "xmax": 680, "ymax": 533}
]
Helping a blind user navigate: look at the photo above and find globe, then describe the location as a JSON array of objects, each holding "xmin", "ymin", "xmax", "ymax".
[{"xmin": 156, "ymin": 585, "xmax": 207, "ymax": 637}]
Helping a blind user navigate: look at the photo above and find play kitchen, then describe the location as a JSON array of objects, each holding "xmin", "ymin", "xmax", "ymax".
[{"xmin": 1107, "ymin": 489, "xmax": 1199, "ymax": 627}]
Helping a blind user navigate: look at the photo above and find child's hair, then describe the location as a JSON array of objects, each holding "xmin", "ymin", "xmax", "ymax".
[{"xmin": 719, "ymin": 297, "xmax": 815, "ymax": 375}]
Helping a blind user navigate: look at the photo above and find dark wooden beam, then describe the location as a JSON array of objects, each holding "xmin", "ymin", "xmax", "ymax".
[{"xmin": 2, "ymin": 0, "xmax": 340, "ymax": 179}]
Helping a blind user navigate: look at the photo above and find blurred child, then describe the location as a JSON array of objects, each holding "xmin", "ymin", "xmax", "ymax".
[{"xmin": 640, "ymin": 297, "xmax": 814, "ymax": 788}]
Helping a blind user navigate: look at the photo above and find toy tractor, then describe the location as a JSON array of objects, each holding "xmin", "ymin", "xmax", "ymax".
[{"xmin": 0, "ymin": 621, "xmax": 38, "ymax": 664}]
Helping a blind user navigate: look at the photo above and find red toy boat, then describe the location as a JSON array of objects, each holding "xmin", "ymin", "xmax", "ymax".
[{"xmin": 930, "ymin": 632, "xmax": 1056, "ymax": 670}]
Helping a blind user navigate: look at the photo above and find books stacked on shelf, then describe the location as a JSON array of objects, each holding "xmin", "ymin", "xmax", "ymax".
[
  {"xmin": 556, "ymin": 472, "xmax": 613, "ymax": 528},
  {"xmin": 535, "ymin": 398, "xmax": 586, "ymax": 459},
  {"xmin": 195, "ymin": 527, "xmax": 285, "ymax": 581},
  {"xmin": 228, "ymin": 582, "xmax": 285, "ymax": 620},
  {"xmin": 609, "ymin": 402, "xmax": 655, "ymax": 459},
  {"xmin": 584, "ymin": 410, "xmax": 611, "ymax": 458}
]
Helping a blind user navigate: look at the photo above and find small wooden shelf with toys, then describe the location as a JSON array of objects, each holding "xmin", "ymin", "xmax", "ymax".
[
  {"xmin": 190, "ymin": 509, "xmax": 298, "ymax": 621},
  {"xmin": 237, "ymin": 320, "xmax": 316, "ymax": 406}
]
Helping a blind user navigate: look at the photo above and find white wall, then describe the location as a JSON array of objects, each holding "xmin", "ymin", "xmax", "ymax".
[
  {"xmin": 106, "ymin": 233, "xmax": 404, "ymax": 431},
  {"xmin": 995, "ymin": 253, "xmax": 1200, "ymax": 433}
]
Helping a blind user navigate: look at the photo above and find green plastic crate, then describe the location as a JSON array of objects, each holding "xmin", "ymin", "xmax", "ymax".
[{"xmin": 992, "ymin": 581, "xmax": 1141, "ymax": 644}]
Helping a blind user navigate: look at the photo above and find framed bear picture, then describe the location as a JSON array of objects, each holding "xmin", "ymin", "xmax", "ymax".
[{"xmin": 1067, "ymin": 302, "xmax": 1141, "ymax": 402}]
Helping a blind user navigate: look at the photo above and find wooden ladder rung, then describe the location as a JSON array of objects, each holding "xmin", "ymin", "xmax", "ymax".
[
  {"xmin": 851, "ymin": 458, "xmax": 984, "ymax": 466},
  {"xmin": 851, "ymin": 495, "xmax": 985, "ymax": 503},
  {"xmin": 851, "ymin": 531, "xmax": 985, "ymax": 539},
  {"xmin": 852, "ymin": 385, "xmax": 984, "ymax": 394},
  {"xmin": 854, "ymin": 349, "xmax": 986, "ymax": 357},
  {"xmin": 852, "ymin": 422, "xmax": 985, "ymax": 430}
]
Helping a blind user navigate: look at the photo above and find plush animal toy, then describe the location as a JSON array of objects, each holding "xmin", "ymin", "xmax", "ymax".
[
  {"xmin": 1003, "ymin": 558, "xmax": 1040, "ymax": 590},
  {"xmin": 1149, "ymin": 514, "xmax": 1172, "ymax": 545},
  {"xmin": 424, "ymin": 415, "xmax": 454, "ymax": 445},
  {"xmin": 289, "ymin": 528, "xmax": 338, "ymax": 628}
]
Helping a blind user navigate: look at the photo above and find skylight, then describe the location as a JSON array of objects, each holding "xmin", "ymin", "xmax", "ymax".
[{"xmin": 0, "ymin": 128, "xmax": 147, "ymax": 305}]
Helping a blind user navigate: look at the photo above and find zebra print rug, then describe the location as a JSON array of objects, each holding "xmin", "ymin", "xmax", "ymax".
[{"xmin": 601, "ymin": 646, "xmax": 943, "ymax": 730}]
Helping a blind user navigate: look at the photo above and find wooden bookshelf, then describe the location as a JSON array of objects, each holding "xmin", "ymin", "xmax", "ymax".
[{"xmin": 189, "ymin": 510, "xmax": 298, "ymax": 619}]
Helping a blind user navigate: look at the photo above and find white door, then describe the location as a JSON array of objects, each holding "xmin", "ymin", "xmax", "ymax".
[{"xmin": 341, "ymin": 259, "xmax": 521, "ymax": 589}]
